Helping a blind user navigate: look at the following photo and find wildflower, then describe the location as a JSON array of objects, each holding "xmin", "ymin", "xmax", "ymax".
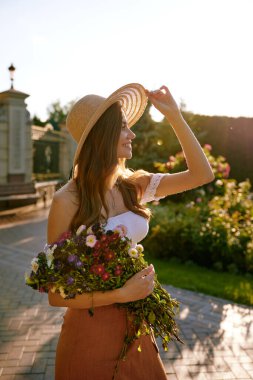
[
  {"xmin": 128, "ymin": 248, "xmax": 139, "ymax": 258},
  {"xmin": 195, "ymin": 197, "xmax": 202, "ymax": 203},
  {"xmin": 76, "ymin": 224, "xmax": 86, "ymax": 236},
  {"xmin": 101, "ymin": 272, "xmax": 110, "ymax": 281},
  {"xmin": 43, "ymin": 243, "xmax": 50, "ymax": 252},
  {"xmin": 67, "ymin": 276, "xmax": 74, "ymax": 285},
  {"xmin": 215, "ymin": 179, "xmax": 223, "ymax": 187},
  {"xmin": 31, "ymin": 258, "xmax": 39, "ymax": 273},
  {"xmin": 204, "ymin": 144, "xmax": 212, "ymax": 151},
  {"xmin": 68, "ymin": 254, "xmax": 77, "ymax": 264},
  {"xmin": 104, "ymin": 251, "xmax": 115, "ymax": 261},
  {"xmin": 113, "ymin": 224, "xmax": 128, "ymax": 237},
  {"xmin": 59, "ymin": 286, "xmax": 66, "ymax": 298},
  {"xmin": 90, "ymin": 264, "xmax": 105, "ymax": 276},
  {"xmin": 50, "ymin": 286, "xmax": 56, "ymax": 293},
  {"xmin": 136, "ymin": 244, "xmax": 144, "ymax": 253},
  {"xmin": 166, "ymin": 162, "xmax": 173, "ymax": 170},
  {"xmin": 46, "ymin": 244, "xmax": 56, "ymax": 267},
  {"xmin": 114, "ymin": 265, "xmax": 123, "ymax": 276},
  {"xmin": 86, "ymin": 234, "xmax": 97, "ymax": 248},
  {"xmin": 46, "ymin": 244, "xmax": 57, "ymax": 255},
  {"xmin": 75, "ymin": 260, "xmax": 83, "ymax": 268},
  {"xmin": 57, "ymin": 231, "xmax": 72, "ymax": 244}
]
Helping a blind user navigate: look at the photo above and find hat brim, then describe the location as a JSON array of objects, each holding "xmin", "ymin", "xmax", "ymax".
[{"xmin": 73, "ymin": 83, "xmax": 148, "ymax": 165}]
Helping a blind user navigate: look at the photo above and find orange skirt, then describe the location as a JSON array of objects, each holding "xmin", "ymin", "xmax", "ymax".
[{"xmin": 55, "ymin": 304, "xmax": 167, "ymax": 380}]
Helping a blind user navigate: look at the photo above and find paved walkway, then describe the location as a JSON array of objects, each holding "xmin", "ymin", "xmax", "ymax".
[{"xmin": 0, "ymin": 209, "xmax": 252, "ymax": 380}]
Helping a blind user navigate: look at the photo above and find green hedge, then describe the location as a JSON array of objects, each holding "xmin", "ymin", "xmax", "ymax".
[{"xmin": 143, "ymin": 179, "xmax": 253, "ymax": 274}]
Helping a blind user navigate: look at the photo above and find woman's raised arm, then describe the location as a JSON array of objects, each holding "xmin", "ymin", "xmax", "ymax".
[{"xmin": 144, "ymin": 86, "xmax": 215, "ymax": 197}]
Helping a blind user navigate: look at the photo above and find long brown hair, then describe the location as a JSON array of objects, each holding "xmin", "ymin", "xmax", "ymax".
[{"xmin": 70, "ymin": 102, "xmax": 151, "ymax": 231}]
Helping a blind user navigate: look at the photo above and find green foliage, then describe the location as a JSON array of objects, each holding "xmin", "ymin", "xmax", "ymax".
[
  {"xmin": 32, "ymin": 114, "xmax": 47, "ymax": 127},
  {"xmin": 153, "ymin": 143, "xmax": 231, "ymax": 202},
  {"xmin": 47, "ymin": 99, "xmax": 76, "ymax": 130},
  {"xmin": 142, "ymin": 145, "xmax": 253, "ymax": 274},
  {"xmin": 129, "ymin": 109, "xmax": 253, "ymax": 184}
]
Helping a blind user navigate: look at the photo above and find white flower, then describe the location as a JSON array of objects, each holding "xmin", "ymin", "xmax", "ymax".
[
  {"xmin": 59, "ymin": 286, "xmax": 66, "ymax": 298},
  {"xmin": 128, "ymin": 248, "xmax": 139, "ymax": 258},
  {"xmin": 31, "ymin": 258, "xmax": 39, "ymax": 273},
  {"xmin": 46, "ymin": 244, "xmax": 57, "ymax": 267},
  {"xmin": 136, "ymin": 244, "xmax": 144, "ymax": 253},
  {"xmin": 76, "ymin": 224, "xmax": 86, "ymax": 236},
  {"xmin": 43, "ymin": 243, "xmax": 50, "ymax": 252},
  {"xmin": 215, "ymin": 179, "xmax": 223, "ymax": 187},
  {"xmin": 46, "ymin": 253, "xmax": 54, "ymax": 267},
  {"xmin": 86, "ymin": 234, "xmax": 97, "ymax": 248},
  {"xmin": 50, "ymin": 286, "xmax": 56, "ymax": 293},
  {"xmin": 46, "ymin": 244, "xmax": 57, "ymax": 255}
]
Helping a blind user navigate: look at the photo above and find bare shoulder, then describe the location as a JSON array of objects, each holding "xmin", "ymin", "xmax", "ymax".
[
  {"xmin": 47, "ymin": 180, "xmax": 79, "ymax": 244},
  {"xmin": 54, "ymin": 179, "xmax": 78, "ymax": 205}
]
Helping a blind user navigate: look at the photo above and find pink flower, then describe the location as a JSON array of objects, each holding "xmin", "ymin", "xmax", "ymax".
[
  {"xmin": 195, "ymin": 197, "xmax": 202, "ymax": 203},
  {"xmin": 217, "ymin": 163, "xmax": 223, "ymax": 173},
  {"xmin": 57, "ymin": 230, "xmax": 72, "ymax": 243},
  {"xmin": 204, "ymin": 144, "xmax": 212, "ymax": 151},
  {"xmin": 86, "ymin": 234, "xmax": 97, "ymax": 248},
  {"xmin": 113, "ymin": 224, "xmax": 128, "ymax": 237},
  {"xmin": 223, "ymin": 164, "xmax": 230, "ymax": 178}
]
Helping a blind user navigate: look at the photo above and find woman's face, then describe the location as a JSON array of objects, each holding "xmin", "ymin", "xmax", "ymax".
[{"xmin": 117, "ymin": 110, "xmax": 136, "ymax": 159}]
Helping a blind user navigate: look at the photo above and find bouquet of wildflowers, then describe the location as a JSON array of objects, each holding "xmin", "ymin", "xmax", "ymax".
[{"xmin": 25, "ymin": 222, "xmax": 182, "ymax": 361}]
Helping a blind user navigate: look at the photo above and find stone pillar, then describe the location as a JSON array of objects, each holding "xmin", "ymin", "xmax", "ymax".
[{"xmin": 0, "ymin": 88, "xmax": 35, "ymax": 197}]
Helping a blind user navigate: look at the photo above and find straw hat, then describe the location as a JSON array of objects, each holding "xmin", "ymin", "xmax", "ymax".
[{"xmin": 66, "ymin": 83, "xmax": 148, "ymax": 166}]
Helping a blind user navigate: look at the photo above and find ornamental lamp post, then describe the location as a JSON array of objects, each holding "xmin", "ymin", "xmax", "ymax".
[{"xmin": 8, "ymin": 63, "xmax": 16, "ymax": 89}]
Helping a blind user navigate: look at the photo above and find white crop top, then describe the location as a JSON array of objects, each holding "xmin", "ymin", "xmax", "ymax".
[{"xmin": 104, "ymin": 173, "xmax": 166, "ymax": 244}]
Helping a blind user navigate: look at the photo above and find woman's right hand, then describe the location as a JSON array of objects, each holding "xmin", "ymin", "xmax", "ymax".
[{"xmin": 119, "ymin": 264, "xmax": 155, "ymax": 303}]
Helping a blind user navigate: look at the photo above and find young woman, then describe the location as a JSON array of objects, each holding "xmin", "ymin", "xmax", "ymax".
[{"xmin": 47, "ymin": 83, "xmax": 214, "ymax": 379}]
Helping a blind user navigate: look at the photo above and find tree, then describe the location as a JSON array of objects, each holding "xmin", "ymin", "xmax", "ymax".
[
  {"xmin": 32, "ymin": 114, "xmax": 47, "ymax": 127},
  {"xmin": 46, "ymin": 100, "xmax": 76, "ymax": 130}
]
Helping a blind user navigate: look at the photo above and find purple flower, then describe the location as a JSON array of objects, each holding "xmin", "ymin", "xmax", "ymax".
[
  {"xmin": 67, "ymin": 276, "xmax": 74, "ymax": 285},
  {"xmin": 54, "ymin": 261, "xmax": 61, "ymax": 270},
  {"xmin": 68, "ymin": 254, "xmax": 77, "ymax": 263},
  {"xmin": 75, "ymin": 260, "xmax": 83, "ymax": 268}
]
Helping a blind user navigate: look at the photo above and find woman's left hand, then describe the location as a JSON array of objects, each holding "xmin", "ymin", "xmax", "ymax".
[{"xmin": 144, "ymin": 85, "xmax": 182, "ymax": 125}]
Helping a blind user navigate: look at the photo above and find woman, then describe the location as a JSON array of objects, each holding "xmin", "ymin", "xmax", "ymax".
[{"xmin": 47, "ymin": 83, "xmax": 214, "ymax": 379}]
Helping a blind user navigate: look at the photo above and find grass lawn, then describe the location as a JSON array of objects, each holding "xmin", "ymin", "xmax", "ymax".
[{"xmin": 145, "ymin": 254, "xmax": 253, "ymax": 307}]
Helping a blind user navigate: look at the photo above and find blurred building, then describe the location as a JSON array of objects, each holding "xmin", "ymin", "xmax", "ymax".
[{"xmin": 0, "ymin": 65, "xmax": 76, "ymax": 213}]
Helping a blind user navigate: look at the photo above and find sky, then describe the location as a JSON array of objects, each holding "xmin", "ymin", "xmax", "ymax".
[{"xmin": 1, "ymin": 0, "xmax": 253, "ymax": 122}]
